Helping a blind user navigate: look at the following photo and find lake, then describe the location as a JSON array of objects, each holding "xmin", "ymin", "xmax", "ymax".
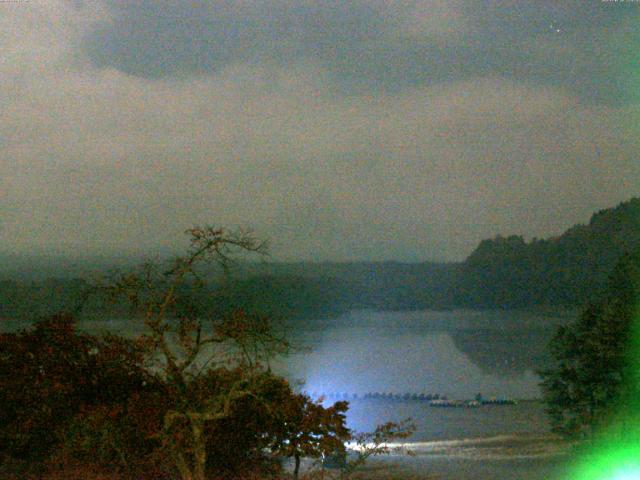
[
  {"xmin": 278, "ymin": 308, "xmax": 571, "ymax": 400},
  {"xmin": 275, "ymin": 309, "xmax": 575, "ymax": 480}
]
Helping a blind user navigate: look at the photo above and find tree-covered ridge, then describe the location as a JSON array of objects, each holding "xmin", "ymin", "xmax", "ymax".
[
  {"xmin": 456, "ymin": 197, "xmax": 640, "ymax": 308},
  {"xmin": 1, "ymin": 197, "xmax": 639, "ymax": 322}
]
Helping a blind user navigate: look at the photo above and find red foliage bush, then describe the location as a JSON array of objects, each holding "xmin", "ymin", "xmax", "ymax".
[{"xmin": 0, "ymin": 314, "xmax": 158, "ymax": 466}]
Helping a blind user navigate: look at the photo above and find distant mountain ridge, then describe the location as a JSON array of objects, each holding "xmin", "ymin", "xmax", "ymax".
[{"xmin": 0, "ymin": 198, "xmax": 638, "ymax": 321}]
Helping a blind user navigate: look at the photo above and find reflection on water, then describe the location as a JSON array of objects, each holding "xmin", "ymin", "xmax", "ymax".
[
  {"xmin": 449, "ymin": 328, "xmax": 556, "ymax": 376},
  {"xmin": 284, "ymin": 331, "xmax": 542, "ymax": 399},
  {"xmin": 278, "ymin": 309, "xmax": 569, "ymax": 400},
  {"xmin": 276, "ymin": 310, "xmax": 573, "ymax": 480}
]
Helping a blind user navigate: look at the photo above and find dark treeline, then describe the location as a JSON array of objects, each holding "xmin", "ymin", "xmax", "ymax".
[
  {"xmin": 453, "ymin": 197, "xmax": 640, "ymax": 308},
  {"xmin": 1, "ymin": 198, "xmax": 639, "ymax": 323}
]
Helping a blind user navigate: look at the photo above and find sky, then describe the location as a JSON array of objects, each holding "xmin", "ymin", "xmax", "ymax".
[{"xmin": 1, "ymin": 0, "xmax": 639, "ymax": 262}]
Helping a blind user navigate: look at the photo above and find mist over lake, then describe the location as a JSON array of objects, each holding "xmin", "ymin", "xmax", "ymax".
[
  {"xmin": 2, "ymin": 307, "xmax": 565, "ymax": 405},
  {"xmin": 0, "ymin": 304, "xmax": 576, "ymax": 480},
  {"xmin": 30, "ymin": 307, "xmax": 568, "ymax": 402}
]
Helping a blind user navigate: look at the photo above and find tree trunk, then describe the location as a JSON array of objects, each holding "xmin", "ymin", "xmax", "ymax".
[
  {"xmin": 174, "ymin": 450, "xmax": 194, "ymax": 480},
  {"xmin": 293, "ymin": 453, "xmax": 301, "ymax": 480},
  {"xmin": 191, "ymin": 416, "xmax": 208, "ymax": 480},
  {"xmin": 165, "ymin": 410, "xmax": 196, "ymax": 480}
]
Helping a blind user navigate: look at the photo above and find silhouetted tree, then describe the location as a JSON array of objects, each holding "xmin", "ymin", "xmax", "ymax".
[
  {"xmin": 272, "ymin": 394, "xmax": 350, "ymax": 480},
  {"xmin": 341, "ymin": 419, "xmax": 415, "ymax": 479},
  {"xmin": 539, "ymin": 249, "xmax": 640, "ymax": 438},
  {"xmin": 100, "ymin": 226, "xmax": 290, "ymax": 480}
]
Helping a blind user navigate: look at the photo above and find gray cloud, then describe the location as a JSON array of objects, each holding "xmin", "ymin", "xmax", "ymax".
[
  {"xmin": 1, "ymin": 1, "xmax": 639, "ymax": 261},
  {"xmin": 84, "ymin": 1, "xmax": 393, "ymax": 77},
  {"xmin": 83, "ymin": 0, "xmax": 639, "ymax": 105}
]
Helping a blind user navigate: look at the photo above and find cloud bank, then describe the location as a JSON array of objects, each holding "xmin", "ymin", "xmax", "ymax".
[{"xmin": 1, "ymin": 1, "xmax": 638, "ymax": 261}]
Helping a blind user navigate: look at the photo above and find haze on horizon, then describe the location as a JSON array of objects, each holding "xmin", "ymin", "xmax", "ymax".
[{"xmin": 1, "ymin": 1, "xmax": 639, "ymax": 262}]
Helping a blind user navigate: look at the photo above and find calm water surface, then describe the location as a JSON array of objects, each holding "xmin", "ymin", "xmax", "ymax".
[{"xmin": 277, "ymin": 309, "xmax": 574, "ymax": 480}]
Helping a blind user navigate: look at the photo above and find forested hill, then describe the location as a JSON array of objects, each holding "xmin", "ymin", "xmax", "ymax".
[
  {"xmin": 0, "ymin": 198, "xmax": 639, "ymax": 321},
  {"xmin": 453, "ymin": 197, "xmax": 640, "ymax": 308}
]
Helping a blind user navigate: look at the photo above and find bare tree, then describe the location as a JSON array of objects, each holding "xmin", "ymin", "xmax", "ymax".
[
  {"xmin": 101, "ymin": 226, "xmax": 289, "ymax": 480},
  {"xmin": 340, "ymin": 420, "xmax": 415, "ymax": 479}
]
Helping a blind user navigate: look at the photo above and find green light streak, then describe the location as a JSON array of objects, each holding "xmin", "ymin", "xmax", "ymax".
[
  {"xmin": 570, "ymin": 290, "xmax": 640, "ymax": 480},
  {"xmin": 571, "ymin": 440, "xmax": 640, "ymax": 480}
]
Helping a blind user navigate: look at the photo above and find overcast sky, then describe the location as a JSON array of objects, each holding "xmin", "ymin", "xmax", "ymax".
[{"xmin": 1, "ymin": 1, "xmax": 639, "ymax": 261}]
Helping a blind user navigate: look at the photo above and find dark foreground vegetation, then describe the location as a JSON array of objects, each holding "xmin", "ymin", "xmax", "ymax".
[
  {"xmin": 1, "ymin": 198, "xmax": 639, "ymax": 323},
  {"xmin": 540, "ymin": 247, "xmax": 640, "ymax": 439},
  {"xmin": 528, "ymin": 245, "xmax": 640, "ymax": 480},
  {"xmin": 0, "ymin": 227, "xmax": 412, "ymax": 480}
]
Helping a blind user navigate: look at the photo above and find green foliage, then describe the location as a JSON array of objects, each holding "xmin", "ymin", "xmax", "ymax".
[{"xmin": 539, "ymin": 249, "xmax": 640, "ymax": 438}]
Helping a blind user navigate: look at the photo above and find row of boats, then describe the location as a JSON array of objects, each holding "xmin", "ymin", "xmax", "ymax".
[
  {"xmin": 308, "ymin": 391, "xmax": 517, "ymax": 406},
  {"xmin": 309, "ymin": 392, "xmax": 449, "ymax": 401},
  {"xmin": 429, "ymin": 398, "xmax": 518, "ymax": 408}
]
